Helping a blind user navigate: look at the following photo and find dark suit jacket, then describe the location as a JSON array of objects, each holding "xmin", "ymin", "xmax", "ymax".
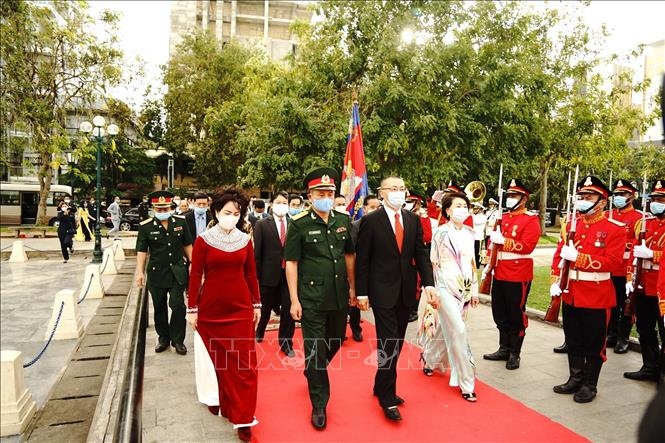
[
  {"xmin": 185, "ymin": 210, "xmax": 212, "ymax": 240},
  {"xmin": 253, "ymin": 215, "xmax": 288, "ymax": 287},
  {"xmin": 355, "ymin": 207, "xmax": 434, "ymax": 309}
]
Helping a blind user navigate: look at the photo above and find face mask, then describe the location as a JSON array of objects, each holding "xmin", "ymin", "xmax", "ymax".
[
  {"xmin": 173, "ymin": 199, "xmax": 180, "ymax": 205},
  {"xmin": 505, "ymin": 197, "xmax": 520, "ymax": 210},
  {"xmin": 335, "ymin": 205, "xmax": 348, "ymax": 214},
  {"xmin": 404, "ymin": 203, "xmax": 414, "ymax": 211},
  {"xmin": 613, "ymin": 196, "xmax": 628, "ymax": 209},
  {"xmin": 218, "ymin": 214, "xmax": 240, "ymax": 230},
  {"xmin": 650, "ymin": 202, "xmax": 665, "ymax": 215},
  {"xmin": 154, "ymin": 211, "xmax": 171, "ymax": 221},
  {"xmin": 64, "ymin": 199, "xmax": 71, "ymax": 204},
  {"xmin": 312, "ymin": 197, "xmax": 333, "ymax": 213},
  {"xmin": 575, "ymin": 199, "xmax": 595, "ymax": 214},
  {"xmin": 387, "ymin": 191, "xmax": 406, "ymax": 209},
  {"xmin": 288, "ymin": 207, "xmax": 302, "ymax": 216},
  {"xmin": 271, "ymin": 203, "xmax": 289, "ymax": 217},
  {"xmin": 451, "ymin": 207, "xmax": 469, "ymax": 223},
  {"xmin": 193, "ymin": 207, "xmax": 207, "ymax": 215}
]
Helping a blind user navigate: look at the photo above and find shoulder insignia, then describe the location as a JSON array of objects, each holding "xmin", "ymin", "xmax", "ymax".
[
  {"xmin": 607, "ymin": 218, "xmax": 625, "ymax": 227},
  {"xmin": 140, "ymin": 218, "xmax": 153, "ymax": 226},
  {"xmin": 292, "ymin": 210, "xmax": 309, "ymax": 221}
]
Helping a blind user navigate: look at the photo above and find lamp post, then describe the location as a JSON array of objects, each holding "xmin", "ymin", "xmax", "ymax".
[{"xmin": 79, "ymin": 116, "xmax": 119, "ymax": 263}]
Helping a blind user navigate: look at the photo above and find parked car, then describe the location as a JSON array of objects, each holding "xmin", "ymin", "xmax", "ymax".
[
  {"xmin": 105, "ymin": 207, "xmax": 141, "ymax": 231},
  {"xmin": 528, "ymin": 208, "xmax": 561, "ymax": 227}
]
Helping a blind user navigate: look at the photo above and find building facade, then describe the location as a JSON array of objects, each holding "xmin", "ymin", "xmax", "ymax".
[{"xmin": 169, "ymin": 0, "xmax": 312, "ymax": 62}]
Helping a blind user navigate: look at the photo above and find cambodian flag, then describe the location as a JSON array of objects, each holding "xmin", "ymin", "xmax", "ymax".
[{"xmin": 340, "ymin": 102, "xmax": 369, "ymax": 221}]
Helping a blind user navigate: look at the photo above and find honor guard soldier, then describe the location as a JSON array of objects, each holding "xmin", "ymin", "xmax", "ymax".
[
  {"xmin": 483, "ymin": 179, "xmax": 541, "ymax": 370},
  {"xmin": 135, "ymin": 190, "xmax": 193, "ymax": 355},
  {"xmin": 606, "ymin": 179, "xmax": 643, "ymax": 353},
  {"xmin": 550, "ymin": 176, "xmax": 624, "ymax": 403},
  {"xmin": 624, "ymin": 179, "xmax": 665, "ymax": 383},
  {"xmin": 284, "ymin": 167, "xmax": 356, "ymax": 430}
]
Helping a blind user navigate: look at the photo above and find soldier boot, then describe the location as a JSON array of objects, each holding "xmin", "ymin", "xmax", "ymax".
[
  {"xmin": 613, "ymin": 315, "xmax": 632, "ymax": 354},
  {"xmin": 573, "ymin": 358, "xmax": 602, "ymax": 403},
  {"xmin": 506, "ymin": 335, "xmax": 524, "ymax": 370},
  {"xmin": 483, "ymin": 331, "xmax": 510, "ymax": 361},
  {"xmin": 624, "ymin": 345, "xmax": 660, "ymax": 382},
  {"xmin": 553, "ymin": 355, "xmax": 585, "ymax": 394}
]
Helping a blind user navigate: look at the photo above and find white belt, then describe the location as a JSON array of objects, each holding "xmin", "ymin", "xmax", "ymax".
[
  {"xmin": 498, "ymin": 251, "xmax": 533, "ymax": 261},
  {"xmin": 642, "ymin": 262, "xmax": 660, "ymax": 271},
  {"xmin": 570, "ymin": 270, "xmax": 611, "ymax": 282},
  {"xmin": 623, "ymin": 251, "xmax": 630, "ymax": 259}
]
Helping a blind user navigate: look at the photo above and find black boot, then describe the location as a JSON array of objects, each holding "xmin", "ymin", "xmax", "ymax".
[
  {"xmin": 613, "ymin": 315, "xmax": 632, "ymax": 354},
  {"xmin": 574, "ymin": 358, "xmax": 602, "ymax": 403},
  {"xmin": 553, "ymin": 341, "xmax": 568, "ymax": 354},
  {"xmin": 506, "ymin": 335, "xmax": 524, "ymax": 370},
  {"xmin": 484, "ymin": 331, "xmax": 510, "ymax": 361},
  {"xmin": 553, "ymin": 355, "xmax": 585, "ymax": 394},
  {"xmin": 624, "ymin": 345, "xmax": 660, "ymax": 382}
]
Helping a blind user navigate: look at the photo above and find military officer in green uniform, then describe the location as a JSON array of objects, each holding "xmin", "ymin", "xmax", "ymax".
[
  {"xmin": 284, "ymin": 167, "xmax": 357, "ymax": 430},
  {"xmin": 135, "ymin": 190, "xmax": 193, "ymax": 355}
]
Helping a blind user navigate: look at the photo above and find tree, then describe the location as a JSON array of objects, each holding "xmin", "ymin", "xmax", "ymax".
[{"xmin": 1, "ymin": 0, "xmax": 123, "ymax": 223}]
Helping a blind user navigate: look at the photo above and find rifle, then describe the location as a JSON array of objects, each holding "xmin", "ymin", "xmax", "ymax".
[
  {"xmin": 608, "ymin": 171, "xmax": 613, "ymax": 219},
  {"xmin": 544, "ymin": 165, "xmax": 579, "ymax": 324},
  {"xmin": 624, "ymin": 172, "xmax": 648, "ymax": 317},
  {"xmin": 479, "ymin": 164, "xmax": 503, "ymax": 295}
]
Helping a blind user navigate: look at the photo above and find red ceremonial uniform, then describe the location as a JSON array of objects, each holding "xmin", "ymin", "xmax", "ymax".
[
  {"xmin": 658, "ymin": 266, "xmax": 665, "ymax": 316},
  {"xmin": 629, "ymin": 215, "xmax": 665, "ymax": 297},
  {"xmin": 552, "ymin": 211, "xmax": 625, "ymax": 308},
  {"xmin": 494, "ymin": 208, "xmax": 541, "ymax": 282},
  {"xmin": 606, "ymin": 207, "xmax": 643, "ymax": 277}
]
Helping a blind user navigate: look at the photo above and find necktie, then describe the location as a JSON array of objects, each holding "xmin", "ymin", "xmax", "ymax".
[
  {"xmin": 279, "ymin": 218, "xmax": 286, "ymax": 268},
  {"xmin": 395, "ymin": 212, "xmax": 404, "ymax": 253}
]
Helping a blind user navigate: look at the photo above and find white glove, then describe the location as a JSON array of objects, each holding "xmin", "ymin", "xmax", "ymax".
[
  {"xmin": 481, "ymin": 266, "xmax": 490, "ymax": 281},
  {"xmin": 550, "ymin": 283, "xmax": 562, "ymax": 297},
  {"xmin": 489, "ymin": 230, "xmax": 505, "ymax": 245},
  {"xmin": 633, "ymin": 241, "xmax": 654, "ymax": 259},
  {"xmin": 625, "ymin": 280, "xmax": 634, "ymax": 296},
  {"xmin": 560, "ymin": 241, "xmax": 579, "ymax": 262}
]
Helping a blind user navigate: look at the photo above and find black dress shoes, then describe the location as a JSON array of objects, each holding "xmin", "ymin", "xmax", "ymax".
[
  {"xmin": 383, "ymin": 406, "xmax": 402, "ymax": 421},
  {"xmin": 408, "ymin": 312, "xmax": 419, "ymax": 323},
  {"xmin": 311, "ymin": 407, "xmax": 326, "ymax": 430},
  {"xmin": 553, "ymin": 342, "xmax": 568, "ymax": 354},
  {"xmin": 281, "ymin": 346, "xmax": 296, "ymax": 358},
  {"xmin": 174, "ymin": 343, "xmax": 187, "ymax": 355},
  {"xmin": 372, "ymin": 391, "xmax": 404, "ymax": 406},
  {"xmin": 613, "ymin": 339, "xmax": 629, "ymax": 354},
  {"xmin": 155, "ymin": 342, "xmax": 170, "ymax": 353},
  {"xmin": 352, "ymin": 331, "xmax": 363, "ymax": 342}
]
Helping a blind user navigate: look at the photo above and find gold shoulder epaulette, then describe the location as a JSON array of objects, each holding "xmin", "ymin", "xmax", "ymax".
[
  {"xmin": 292, "ymin": 210, "xmax": 309, "ymax": 220},
  {"xmin": 140, "ymin": 218, "xmax": 153, "ymax": 226}
]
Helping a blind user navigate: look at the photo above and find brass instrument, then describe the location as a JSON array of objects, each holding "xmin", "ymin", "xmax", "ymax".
[{"xmin": 464, "ymin": 181, "xmax": 487, "ymax": 203}]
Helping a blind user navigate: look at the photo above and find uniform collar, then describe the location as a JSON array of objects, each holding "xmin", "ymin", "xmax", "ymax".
[
  {"xmin": 617, "ymin": 205, "xmax": 635, "ymax": 214},
  {"xmin": 506, "ymin": 207, "xmax": 527, "ymax": 216},
  {"xmin": 581, "ymin": 210, "xmax": 605, "ymax": 225}
]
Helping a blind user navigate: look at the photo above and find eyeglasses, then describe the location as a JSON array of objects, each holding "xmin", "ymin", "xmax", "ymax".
[{"xmin": 382, "ymin": 186, "xmax": 407, "ymax": 192}]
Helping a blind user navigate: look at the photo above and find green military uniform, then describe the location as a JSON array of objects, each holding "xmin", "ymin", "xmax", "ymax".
[
  {"xmin": 136, "ymin": 214, "xmax": 193, "ymax": 346},
  {"xmin": 284, "ymin": 207, "xmax": 355, "ymax": 409}
]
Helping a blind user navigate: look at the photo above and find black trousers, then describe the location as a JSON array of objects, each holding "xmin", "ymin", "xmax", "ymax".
[
  {"xmin": 148, "ymin": 282, "xmax": 186, "ymax": 346},
  {"xmin": 608, "ymin": 275, "xmax": 632, "ymax": 339},
  {"xmin": 57, "ymin": 231, "xmax": 73, "ymax": 260},
  {"xmin": 490, "ymin": 279, "xmax": 531, "ymax": 336},
  {"xmin": 474, "ymin": 239, "xmax": 482, "ymax": 267},
  {"xmin": 562, "ymin": 302, "xmax": 609, "ymax": 360},
  {"xmin": 348, "ymin": 306, "xmax": 362, "ymax": 335},
  {"xmin": 300, "ymin": 307, "xmax": 347, "ymax": 409},
  {"xmin": 635, "ymin": 295, "xmax": 665, "ymax": 348},
  {"xmin": 256, "ymin": 272, "xmax": 295, "ymax": 350},
  {"xmin": 372, "ymin": 301, "xmax": 411, "ymax": 408}
]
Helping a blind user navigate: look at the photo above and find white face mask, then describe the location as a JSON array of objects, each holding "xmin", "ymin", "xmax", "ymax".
[
  {"xmin": 217, "ymin": 213, "xmax": 240, "ymax": 231},
  {"xmin": 387, "ymin": 191, "xmax": 406, "ymax": 209},
  {"xmin": 451, "ymin": 207, "xmax": 469, "ymax": 223},
  {"xmin": 505, "ymin": 197, "xmax": 520, "ymax": 210},
  {"xmin": 404, "ymin": 203, "xmax": 414, "ymax": 211},
  {"xmin": 272, "ymin": 203, "xmax": 289, "ymax": 217}
]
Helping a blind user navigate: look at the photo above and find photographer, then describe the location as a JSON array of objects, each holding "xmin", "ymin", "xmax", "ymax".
[{"xmin": 57, "ymin": 201, "xmax": 77, "ymax": 263}]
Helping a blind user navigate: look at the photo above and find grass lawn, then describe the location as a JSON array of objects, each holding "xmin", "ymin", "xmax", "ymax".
[{"xmin": 526, "ymin": 266, "xmax": 552, "ymax": 312}]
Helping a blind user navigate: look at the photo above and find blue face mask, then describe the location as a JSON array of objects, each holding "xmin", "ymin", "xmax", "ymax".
[
  {"xmin": 154, "ymin": 211, "xmax": 172, "ymax": 221},
  {"xmin": 289, "ymin": 207, "xmax": 302, "ymax": 216},
  {"xmin": 650, "ymin": 202, "xmax": 665, "ymax": 215},
  {"xmin": 193, "ymin": 207, "xmax": 207, "ymax": 215},
  {"xmin": 575, "ymin": 200, "xmax": 595, "ymax": 214},
  {"xmin": 613, "ymin": 196, "xmax": 628, "ymax": 209},
  {"xmin": 312, "ymin": 198, "xmax": 333, "ymax": 213}
]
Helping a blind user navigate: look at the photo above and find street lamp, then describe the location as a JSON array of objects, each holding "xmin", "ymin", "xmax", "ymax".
[{"xmin": 79, "ymin": 116, "xmax": 120, "ymax": 263}]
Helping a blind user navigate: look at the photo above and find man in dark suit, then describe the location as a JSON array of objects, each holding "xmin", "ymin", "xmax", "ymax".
[
  {"xmin": 184, "ymin": 192, "xmax": 212, "ymax": 240},
  {"xmin": 248, "ymin": 199, "xmax": 269, "ymax": 228},
  {"xmin": 253, "ymin": 191, "xmax": 295, "ymax": 357},
  {"xmin": 355, "ymin": 176, "xmax": 437, "ymax": 422}
]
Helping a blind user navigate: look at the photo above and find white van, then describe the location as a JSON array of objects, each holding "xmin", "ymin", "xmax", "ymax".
[{"xmin": 0, "ymin": 182, "xmax": 73, "ymax": 225}]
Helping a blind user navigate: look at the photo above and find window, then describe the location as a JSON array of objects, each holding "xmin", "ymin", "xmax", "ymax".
[{"xmin": 0, "ymin": 190, "xmax": 20, "ymax": 206}]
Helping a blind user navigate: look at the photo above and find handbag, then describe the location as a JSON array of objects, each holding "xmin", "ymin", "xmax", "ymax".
[{"xmin": 416, "ymin": 303, "xmax": 439, "ymax": 348}]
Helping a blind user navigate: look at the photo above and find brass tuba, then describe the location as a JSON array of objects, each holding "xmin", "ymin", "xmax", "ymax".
[{"xmin": 464, "ymin": 181, "xmax": 486, "ymax": 203}]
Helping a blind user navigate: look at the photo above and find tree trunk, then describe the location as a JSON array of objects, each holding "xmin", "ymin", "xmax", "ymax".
[
  {"xmin": 539, "ymin": 159, "xmax": 550, "ymax": 236},
  {"xmin": 37, "ymin": 150, "xmax": 53, "ymax": 226}
]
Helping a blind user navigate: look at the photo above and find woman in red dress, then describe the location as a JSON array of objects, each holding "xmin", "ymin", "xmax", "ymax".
[{"xmin": 187, "ymin": 188, "xmax": 261, "ymax": 442}]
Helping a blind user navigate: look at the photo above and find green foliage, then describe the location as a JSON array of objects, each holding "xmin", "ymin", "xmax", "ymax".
[{"xmin": 156, "ymin": 0, "xmax": 656, "ymax": 201}]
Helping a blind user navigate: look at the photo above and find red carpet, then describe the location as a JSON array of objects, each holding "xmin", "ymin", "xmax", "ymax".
[{"xmin": 252, "ymin": 325, "xmax": 587, "ymax": 443}]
